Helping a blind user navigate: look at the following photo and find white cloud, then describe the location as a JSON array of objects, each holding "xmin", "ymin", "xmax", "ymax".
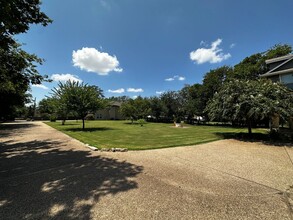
[
  {"xmin": 51, "ymin": 74, "xmax": 82, "ymax": 83},
  {"xmin": 156, "ymin": 91, "xmax": 165, "ymax": 95},
  {"xmin": 108, "ymin": 88, "xmax": 125, "ymax": 94},
  {"xmin": 165, "ymin": 75, "xmax": 185, "ymax": 82},
  {"xmin": 72, "ymin": 47, "xmax": 123, "ymax": 75},
  {"xmin": 132, "ymin": 96, "xmax": 138, "ymax": 99},
  {"xmin": 165, "ymin": 77, "xmax": 175, "ymax": 81},
  {"xmin": 31, "ymin": 84, "xmax": 49, "ymax": 90},
  {"xmin": 230, "ymin": 43, "xmax": 236, "ymax": 48},
  {"xmin": 190, "ymin": 39, "xmax": 231, "ymax": 64},
  {"xmin": 127, "ymin": 88, "xmax": 144, "ymax": 93}
]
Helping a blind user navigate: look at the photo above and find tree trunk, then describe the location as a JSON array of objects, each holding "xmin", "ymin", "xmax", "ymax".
[{"xmin": 82, "ymin": 118, "xmax": 85, "ymax": 130}]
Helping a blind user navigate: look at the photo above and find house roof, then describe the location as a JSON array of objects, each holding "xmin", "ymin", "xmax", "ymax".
[
  {"xmin": 265, "ymin": 54, "xmax": 293, "ymax": 64},
  {"xmin": 108, "ymin": 101, "xmax": 122, "ymax": 107},
  {"xmin": 261, "ymin": 54, "xmax": 293, "ymax": 77}
]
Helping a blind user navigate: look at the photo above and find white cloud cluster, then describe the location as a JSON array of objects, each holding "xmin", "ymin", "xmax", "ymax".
[
  {"xmin": 51, "ymin": 74, "xmax": 82, "ymax": 83},
  {"xmin": 31, "ymin": 84, "xmax": 49, "ymax": 90},
  {"xmin": 190, "ymin": 39, "xmax": 231, "ymax": 64},
  {"xmin": 108, "ymin": 88, "xmax": 125, "ymax": 94},
  {"xmin": 156, "ymin": 91, "xmax": 165, "ymax": 95},
  {"xmin": 72, "ymin": 47, "xmax": 123, "ymax": 75},
  {"xmin": 127, "ymin": 88, "xmax": 144, "ymax": 93},
  {"xmin": 165, "ymin": 75, "xmax": 185, "ymax": 82},
  {"xmin": 108, "ymin": 87, "xmax": 144, "ymax": 94}
]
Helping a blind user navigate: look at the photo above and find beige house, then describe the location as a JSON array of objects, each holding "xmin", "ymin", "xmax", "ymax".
[{"xmin": 95, "ymin": 101, "xmax": 125, "ymax": 120}]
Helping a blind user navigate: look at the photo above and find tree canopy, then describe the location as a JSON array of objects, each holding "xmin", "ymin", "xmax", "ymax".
[
  {"xmin": 206, "ymin": 79, "xmax": 293, "ymax": 134},
  {"xmin": 51, "ymin": 81, "xmax": 104, "ymax": 129},
  {"xmin": 0, "ymin": 0, "xmax": 51, "ymax": 120},
  {"xmin": 120, "ymin": 96, "xmax": 150, "ymax": 122},
  {"xmin": 233, "ymin": 44, "xmax": 292, "ymax": 80},
  {"xmin": 0, "ymin": 0, "xmax": 52, "ymax": 49}
]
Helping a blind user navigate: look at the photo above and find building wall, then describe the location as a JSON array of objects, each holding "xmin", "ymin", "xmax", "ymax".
[{"xmin": 95, "ymin": 106, "xmax": 125, "ymax": 120}]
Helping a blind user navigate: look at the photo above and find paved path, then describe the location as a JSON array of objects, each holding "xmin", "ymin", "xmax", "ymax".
[{"xmin": 0, "ymin": 121, "xmax": 292, "ymax": 219}]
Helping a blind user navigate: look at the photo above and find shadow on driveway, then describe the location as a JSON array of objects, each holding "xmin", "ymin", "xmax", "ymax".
[
  {"xmin": 0, "ymin": 122, "xmax": 36, "ymax": 137},
  {"xmin": 0, "ymin": 134, "xmax": 143, "ymax": 219},
  {"xmin": 214, "ymin": 132, "xmax": 293, "ymax": 147}
]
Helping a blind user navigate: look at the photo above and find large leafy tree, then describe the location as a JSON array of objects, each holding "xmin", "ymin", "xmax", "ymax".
[
  {"xmin": 232, "ymin": 44, "xmax": 292, "ymax": 80},
  {"xmin": 180, "ymin": 84, "xmax": 204, "ymax": 121},
  {"xmin": 0, "ymin": 0, "xmax": 52, "ymax": 120},
  {"xmin": 52, "ymin": 81, "xmax": 104, "ymax": 130},
  {"xmin": 160, "ymin": 91, "xmax": 185, "ymax": 122},
  {"xmin": 148, "ymin": 96, "xmax": 167, "ymax": 121},
  {"xmin": 0, "ymin": 0, "xmax": 52, "ymax": 49},
  {"xmin": 206, "ymin": 79, "xmax": 293, "ymax": 135},
  {"xmin": 120, "ymin": 97, "xmax": 150, "ymax": 122},
  {"xmin": 201, "ymin": 66, "xmax": 233, "ymax": 113}
]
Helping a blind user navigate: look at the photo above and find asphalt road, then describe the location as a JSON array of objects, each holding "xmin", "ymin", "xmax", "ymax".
[{"xmin": 0, "ymin": 121, "xmax": 292, "ymax": 219}]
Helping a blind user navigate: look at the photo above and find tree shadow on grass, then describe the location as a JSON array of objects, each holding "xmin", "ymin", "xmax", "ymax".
[
  {"xmin": 64, "ymin": 127, "xmax": 115, "ymax": 132},
  {"xmin": 0, "ymin": 139, "xmax": 143, "ymax": 219},
  {"xmin": 215, "ymin": 132, "xmax": 293, "ymax": 147}
]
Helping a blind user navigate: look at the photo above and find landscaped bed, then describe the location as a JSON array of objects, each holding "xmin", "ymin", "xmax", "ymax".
[{"xmin": 46, "ymin": 120, "xmax": 267, "ymax": 150}]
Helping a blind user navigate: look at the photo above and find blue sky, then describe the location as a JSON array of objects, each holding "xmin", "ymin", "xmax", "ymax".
[{"xmin": 17, "ymin": 0, "xmax": 293, "ymax": 103}]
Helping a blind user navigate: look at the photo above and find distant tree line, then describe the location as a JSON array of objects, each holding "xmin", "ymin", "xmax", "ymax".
[{"xmin": 35, "ymin": 44, "xmax": 293, "ymax": 133}]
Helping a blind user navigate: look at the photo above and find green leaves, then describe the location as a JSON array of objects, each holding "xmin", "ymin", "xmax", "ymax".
[
  {"xmin": 0, "ymin": 0, "xmax": 51, "ymax": 119},
  {"xmin": 206, "ymin": 79, "xmax": 293, "ymax": 134},
  {"xmin": 51, "ymin": 81, "xmax": 104, "ymax": 128}
]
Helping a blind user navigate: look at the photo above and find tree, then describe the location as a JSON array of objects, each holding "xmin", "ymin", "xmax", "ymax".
[
  {"xmin": 0, "ymin": 1, "xmax": 52, "ymax": 120},
  {"xmin": 38, "ymin": 97, "xmax": 58, "ymax": 120},
  {"xmin": 0, "ymin": 0, "xmax": 52, "ymax": 49},
  {"xmin": 180, "ymin": 84, "xmax": 204, "ymax": 122},
  {"xmin": 232, "ymin": 44, "xmax": 292, "ymax": 80},
  {"xmin": 120, "ymin": 96, "xmax": 150, "ymax": 122},
  {"xmin": 201, "ymin": 66, "xmax": 233, "ymax": 114},
  {"xmin": 149, "ymin": 96, "xmax": 167, "ymax": 121},
  {"xmin": 120, "ymin": 99, "xmax": 136, "ymax": 123},
  {"xmin": 160, "ymin": 91, "xmax": 185, "ymax": 123},
  {"xmin": 52, "ymin": 81, "xmax": 104, "ymax": 130},
  {"xmin": 206, "ymin": 79, "xmax": 293, "ymax": 135}
]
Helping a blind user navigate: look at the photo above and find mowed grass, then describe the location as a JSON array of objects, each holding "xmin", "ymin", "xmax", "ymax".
[{"xmin": 46, "ymin": 120, "xmax": 266, "ymax": 150}]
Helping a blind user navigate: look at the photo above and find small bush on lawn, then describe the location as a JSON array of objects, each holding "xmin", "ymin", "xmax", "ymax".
[{"xmin": 137, "ymin": 119, "xmax": 146, "ymax": 126}]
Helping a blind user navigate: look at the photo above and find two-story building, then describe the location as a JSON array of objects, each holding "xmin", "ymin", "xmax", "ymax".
[
  {"xmin": 261, "ymin": 54, "xmax": 293, "ymax": 129},
  {"xmin": 260, "ymin": 54, "xmax": 293, "ymax": 89}
]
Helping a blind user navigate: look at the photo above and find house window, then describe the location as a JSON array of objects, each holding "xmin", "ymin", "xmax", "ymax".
[{"xmin": 280, "ymin": 73, "xmax": 293, "ymax": 84}]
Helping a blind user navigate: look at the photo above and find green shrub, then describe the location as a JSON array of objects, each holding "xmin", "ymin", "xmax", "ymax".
[
  {"xmin": 85, "ymin": 113, "xmax": 95, "ymax": 120},
  {"xmin": 50, "ymin": 115, "xmax": 57, "ymax": 122},
  {"xmin": 137, "ymin": 119, "xmax": 146, "ymax": 126}
]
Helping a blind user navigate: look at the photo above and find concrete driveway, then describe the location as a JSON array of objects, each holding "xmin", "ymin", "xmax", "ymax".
[{"xmin": 0, "ymin": 121, "xmax": 292, "ymax": 219}]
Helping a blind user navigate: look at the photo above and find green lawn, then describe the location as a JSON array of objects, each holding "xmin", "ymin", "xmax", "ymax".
[{"xmin": 45, "ymin": 120, "xmax": 266, "ymax": 150}]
